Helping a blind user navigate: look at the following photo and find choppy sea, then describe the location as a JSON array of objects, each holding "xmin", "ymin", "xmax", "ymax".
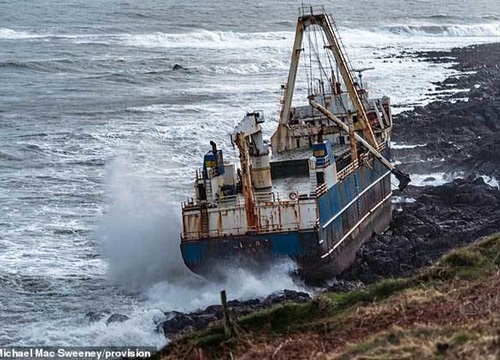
[{"xmin": 1, "ymin": 0, "xmax": 499, "ymax": 348}]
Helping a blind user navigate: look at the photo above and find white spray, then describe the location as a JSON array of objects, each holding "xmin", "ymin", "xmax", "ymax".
[{"xmin": 98, "ymin": 156, "xmax": 306, "ymax": 313}]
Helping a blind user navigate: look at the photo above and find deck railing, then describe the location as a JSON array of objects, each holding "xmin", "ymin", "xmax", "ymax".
[
  {"xmin": 337, "ymin": 158, "xmax": 359, "ymax": 181},
  {"xmin": 181, "ymin": 196, "xmax": 317, "ymax": 240}
]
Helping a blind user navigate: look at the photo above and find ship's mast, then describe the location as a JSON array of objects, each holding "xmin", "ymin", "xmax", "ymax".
[
  {"xmin": 271, "ymin": 7, "xmax": 378, "ymax": 153},
  {"xmin": 273, "ymin": 19, "xmax": 306, "ymax": 153}
]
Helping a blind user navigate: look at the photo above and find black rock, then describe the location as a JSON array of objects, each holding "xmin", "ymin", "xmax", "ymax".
[
  {"xmin": 203, "ymin": 304, "xmax": 223, "ymax": 318},
  {"xmin": 340, "ymin": 179, "xmax": 500, "ymax": 284},
  {"xmin": 157, "ymin": 290, "xmax": 314, "ymax": 339},
  {"xmin": 85, "ymin": 311, "xmax": 106, "ymax": 322},
  {"xmin": 172, "ymin": 64, "xmax": 187, "ymax": 70},
  {"xmin": 227, "ymin": 299, "xmax": 242, "ymax": 307},
  {"xmin": 160, "ymin": 313, "xmax": 195, "ymax": 335},
  {"xmin": 326, "ymin": 280, "xmax": 364, "ymax": 293},
  {"xmin": 392, "ymin": 45, "xmax": 500, "ymax": 180},
  {"xmin": 243, "ymin": 298, "xmax": 261, "ymax": 306},
  {"xmin": 263, "ymin": 289, "xmax": 311, "ymax": 305},
  {"xmin": 106, "ymin": 313, "xmax": 129, "ymax": 325},
  {"xmin": 194, "ymin": 314, "xmax": 218, "ymax": 329}
]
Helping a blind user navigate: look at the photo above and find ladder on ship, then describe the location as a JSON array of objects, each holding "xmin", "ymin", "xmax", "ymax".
[{"xmin": 200, "ymin": 206, "xmax": 209, "ymax": 236}]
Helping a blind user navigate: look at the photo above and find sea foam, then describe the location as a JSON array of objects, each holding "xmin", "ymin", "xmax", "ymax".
[
  {"xmin": 0, "ymin": 28, "xmax": 40, "ymax": 39},
  {"xmin": 97, "ymin": 156, "xmax": 304, "ymax": 309},
  {"xmin": 378, "ymin": 23, "xmax": 500, "ymax": 37}
]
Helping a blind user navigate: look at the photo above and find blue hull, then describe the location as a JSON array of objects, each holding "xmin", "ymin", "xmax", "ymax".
[{"xmin": 181, "ymin": 155, "xmax": 392, "ymax": 281}]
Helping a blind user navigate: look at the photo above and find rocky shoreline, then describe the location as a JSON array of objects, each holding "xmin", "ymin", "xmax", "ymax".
[
  {"xmin": 337, "ymin": 177, "xmax": 500, "ymax": 286},
  {"xmin": 338, "ymin": 42, "xmax": 500, "ymax": 285},
  {"xmin": 393, "ymin": 43, "xmax": 500, "ymax": 178},
  {"xmin": 158, "ymin": 290, "xmax": 310, "ymax": 340},
  {"xmin": 128, "ymin": 43, "xmax": 500, "ymax": 345}
]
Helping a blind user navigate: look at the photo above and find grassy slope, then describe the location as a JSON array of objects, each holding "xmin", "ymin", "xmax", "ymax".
[{"xmin": 156, "ymin": 232, "xmax": 500, "ymax": 359}]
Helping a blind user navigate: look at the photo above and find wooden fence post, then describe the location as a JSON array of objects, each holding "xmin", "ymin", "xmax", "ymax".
[{"xmin": 221, "ymin": 290, "xmax": 232, "ymax": 337}]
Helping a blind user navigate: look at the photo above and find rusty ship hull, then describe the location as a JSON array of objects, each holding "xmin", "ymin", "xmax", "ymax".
[{"xmin": 181, "ymin": 150, "xmax": 392, "ymax": 281}]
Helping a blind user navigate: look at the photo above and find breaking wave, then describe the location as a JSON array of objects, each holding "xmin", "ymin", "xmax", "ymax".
[
  {"xmin": 5, "ymin": 24, "xmax": 498, "ymax": 52},
  {"xmin": 97, "ymin": 157, "xmax": 188, "ymax": 291},
  {"xmin": 198, "ymin": 59, "xmax": 288, "ymax": 74},
  {"xmin": 97, "ymin": 157, "xmax": 305, "ymax": 312},
  {"xmin": 410, "ymin": 14, "xmax": 500, "ymax": 22},
  {"xmin": 144, "ymin": 260, "xmax": 302, "ymax": 313},
  {"xmin": 0, "ymin": 28, "xmax": 40, "ymax": 39},
  {"xmin": 378, "ymin": 23, "xmax": 500, "ymax": 37},
  {"xmin": 119, "ymin": 24, "xmax": 500, "ymax": 51},
  {"xmin": 120, "ymin": 30, "xmax": 292, "ymax": 48}
]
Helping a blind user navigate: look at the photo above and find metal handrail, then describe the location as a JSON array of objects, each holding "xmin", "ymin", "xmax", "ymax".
[
  {"xmin": 217, "ymin": 194, "xmax": 239, "ymax": 205},
  {"xmin": 254, "ymin": 192, "xmax": 276, "ymax": 202},
  {"xmin": 298, "ymin": 5, "xmax": 326, "ymax": 17},
  {"xmin": 337, "ymin": 158, "xmax": 359, "ymax": 180},
  {"xmin": 182, "ymin": 216, "xmax": 318, "ymax": 239},
  {"xmin": 316, "ymin": 183, "xmax": 328, "ymax": 196}
]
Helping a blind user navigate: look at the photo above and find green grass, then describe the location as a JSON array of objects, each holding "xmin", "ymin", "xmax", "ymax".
[
  {"xmin": 420, "ymin": 233, "xmax": 500, "ymax": 282},
  {"xmin": 194, "ymin": 331, "xmax": 226, "ymax": 347},
  {"xmin": 337, "ymin": 329, "xmax": 410, "ymax": 360},
  {"xmin": 451, "ymin": 331, "xmax": 473, "ymax": 346},
  {"xmin": 185, "ymin": 278, "xmax": 416, "ymax": 352},
  {"xmin": 238, "ymin": 302, "xmax": 315, "ymax": 333},
  {"xmin": 322, "ymin": 278, "xmax": 414, "ymax": 310}
]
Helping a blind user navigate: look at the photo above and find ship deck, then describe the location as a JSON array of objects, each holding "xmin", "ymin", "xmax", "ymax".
[
  {"xmin": 265, "ymin": 144, "xmax": 351, "ymax": 199},
  {"xmin": 271, "ymin": 144, "xmax": 350, "ymax": 163},
  {"xmin": 270, "ymin": 144, "xmax": 351, "ymax": 179},
  {"xmin": 269, "ymin": 175, "xmax": 311, "ymax": 198}
]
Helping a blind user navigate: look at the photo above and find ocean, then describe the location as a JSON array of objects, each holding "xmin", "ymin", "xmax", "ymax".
[{"xmin": 1, "ymin": 0, "xmax": 499, "ymax": 348}]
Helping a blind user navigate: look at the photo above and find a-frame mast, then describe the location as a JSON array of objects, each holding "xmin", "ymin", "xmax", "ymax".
[{"xmin": 271, "ymin": 7, "xmax": 378, "ymax": 153}]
